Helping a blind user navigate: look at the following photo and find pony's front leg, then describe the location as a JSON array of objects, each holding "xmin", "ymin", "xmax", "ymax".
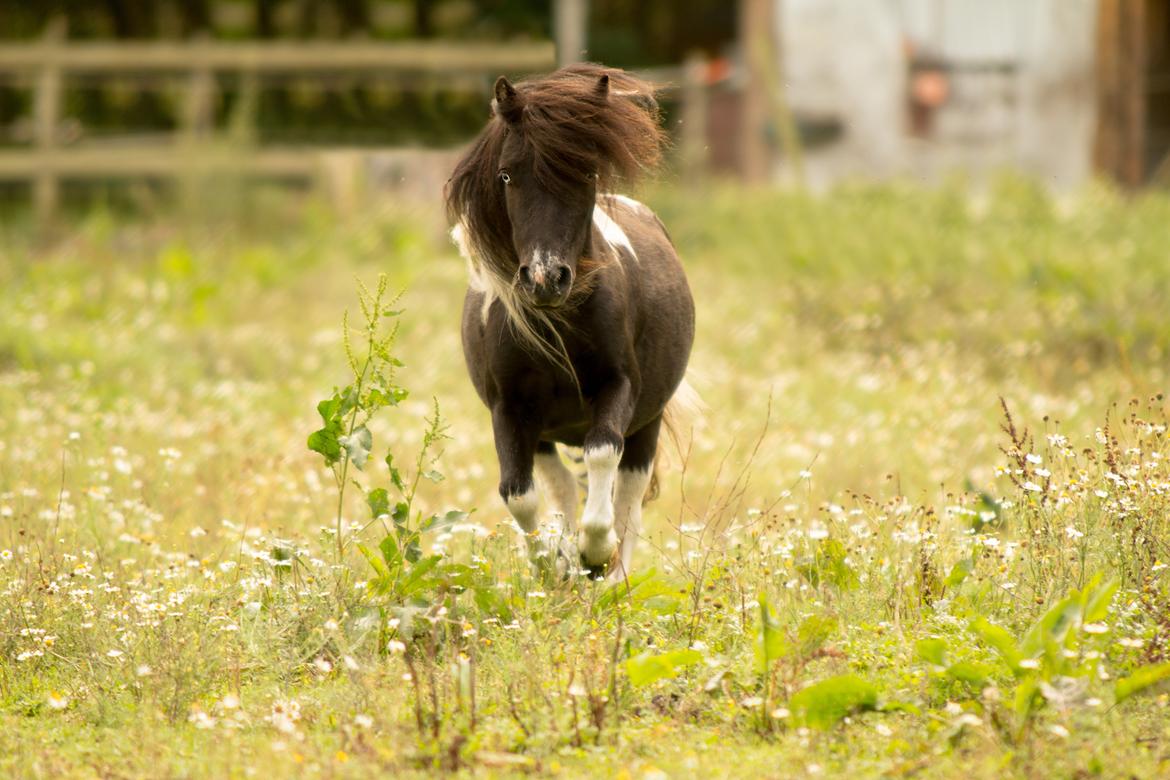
[
  {"xmin": 579, "ymin": 376, "xmax": 634, "ymax": 574},
  {"xmin": 492, "ymin": 406, "xmax": 541, "ymax": 553}
]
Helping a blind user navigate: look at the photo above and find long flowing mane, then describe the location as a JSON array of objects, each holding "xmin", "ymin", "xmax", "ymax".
[{"xmin": 445, "ymin": 63, "xmax": 666, "ymax": 286}]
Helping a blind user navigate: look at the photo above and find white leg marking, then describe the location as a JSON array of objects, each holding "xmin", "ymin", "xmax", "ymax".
[
  {"xmin": 579, "ymin": 444, "xmax": 621, "ymax": 566},
  {"xmin": 505, "ymin": 486, "xmax": 539, "ymax": 534},
  {"xmin": 535, "ymin": 449, "xmax": 580, "ymax": 574},
  {"xmin": 535, "ymin": 450, "xmax": 578, "ymax": 530},
  {"xmin": 608, "ymin": 466, "xmax": 653, "ymax": 582}
]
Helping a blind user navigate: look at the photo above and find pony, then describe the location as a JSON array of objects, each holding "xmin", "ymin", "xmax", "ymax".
[{"xmin": 445, "ymin": 63, "xmax": 695, "ymax": 580}]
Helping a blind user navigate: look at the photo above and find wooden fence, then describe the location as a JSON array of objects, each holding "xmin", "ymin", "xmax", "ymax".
[{"xmin": 0, "ymin": 19, "xmax": 556, "ymax": 221}]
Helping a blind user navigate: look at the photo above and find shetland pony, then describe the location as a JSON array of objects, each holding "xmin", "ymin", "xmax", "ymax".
[{"xmin": 445, "ymin": 64, "xmax": 695, "ymax": 580}]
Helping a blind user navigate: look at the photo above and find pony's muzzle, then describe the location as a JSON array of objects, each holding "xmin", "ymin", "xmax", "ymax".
[{"xmin": 518, "ymin": 263, "xmax": 573, "ymax": 307}]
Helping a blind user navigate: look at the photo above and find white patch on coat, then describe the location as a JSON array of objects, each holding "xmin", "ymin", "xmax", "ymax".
[
  {"xmin": 535, "ymin": 449, "xmax": 578, "ymax": 529},
  {"xmin": 608, "ymin": 466, "xmax": 653, "ymax": 582},
  {"xmin": 592, "ymin": 204, "xmax": 637, "ymax": 263},
  {"xmin": 579, "ymin": 443, "xmax": 621, "ymax": 565}
]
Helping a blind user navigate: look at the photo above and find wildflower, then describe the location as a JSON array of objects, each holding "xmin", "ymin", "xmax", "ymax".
[
  {"xmin": 312, "ymin": 657, "xmax": 333, "ymax": 674},
  {"xmin": 106, "ymin": 649, "xmax": 124, "ymax": 659},
  {"xmin": 568, "ymin": 683, "xmax": 587, "ymax": 697},
  {"xmin": 1082, "ymin": 622, "xmax": 1108, "ymax": 634},
  {"xmin": 47, "ymin": 691, "xmax": 69, "ymax": 710},
  {"xmin": 1048, "ymin": 724, "xmax": 1070, "ymax": 739},
  {"xmin": 1023, "ymin": 481, "xmax": 1043, "ymax": 493},
  {"xmin": 0, "ymin": 549, "xmax": 12, "ymax": 561},
  {"xmin": 770, "ymin": 707, "xmax": 791, "ymax": 720},
  {"xmin": 189, "ymin": 710, "xmax": 217, "ymax": 730},
  {"xmin": 387, "ymin": 640, "xmax": 406, "ymax": 654},
  {"xmin": 354, "ymin": 714, "xmax": 374, "ymax": 729},
  {"xmin": 1026, "ymin": 454, "xmax": 1043, "ymax": 464},
  {"xmin": 136, "ymin": 665, "xmax": 153, "ymax": 677}
]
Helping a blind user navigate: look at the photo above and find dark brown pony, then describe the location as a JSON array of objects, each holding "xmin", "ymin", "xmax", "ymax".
[{"xmin": 445, "ymin": 64, "xmax": 695, "ymax": 580}]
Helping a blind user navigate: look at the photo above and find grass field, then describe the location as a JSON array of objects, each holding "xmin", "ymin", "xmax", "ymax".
[{"xmin": 2, "ymin": 179, "xmax": 1169, "ymax": 778}]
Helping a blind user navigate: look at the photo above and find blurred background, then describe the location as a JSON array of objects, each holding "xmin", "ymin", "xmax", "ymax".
[
  {"xmin": 2, "ymin": 1, "xmax": 1168, "ymax": 543},
  {"xmin": 0, "ymin": 0, "xmax": 1165, "ymax": 220}
]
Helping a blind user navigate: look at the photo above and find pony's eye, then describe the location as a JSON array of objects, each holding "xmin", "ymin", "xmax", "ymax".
[{"xmin": 498, "ymin": 171, "xmax": 511, "ymax": 185}]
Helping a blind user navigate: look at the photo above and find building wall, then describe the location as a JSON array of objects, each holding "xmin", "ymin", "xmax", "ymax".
[{"xmin": 778, "ymin": 0, "xmax": 1097, "ymax": 186}]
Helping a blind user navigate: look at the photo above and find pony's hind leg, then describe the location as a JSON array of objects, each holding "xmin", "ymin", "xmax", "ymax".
[
  {"xmin": 608, "ymin": 417, "xmax": 660, "ymax": 582},
  {"xmin": 534, "ymin": 441, "xmax": 579, "ymax": 574}
]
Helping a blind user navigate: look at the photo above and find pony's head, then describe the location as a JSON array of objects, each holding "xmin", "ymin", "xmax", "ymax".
[{"xmin": 446, "ymin": 64, "xmax": 664, "ymax": 310}]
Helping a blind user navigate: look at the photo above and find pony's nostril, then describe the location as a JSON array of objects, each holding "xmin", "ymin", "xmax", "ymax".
[
  {"xmin": 518, "ymin": 265, "xmax": 533, "ymax": 287},
  {"xmin": 556, "ymin": 266, "xmax": 572, "ymax": 289}
]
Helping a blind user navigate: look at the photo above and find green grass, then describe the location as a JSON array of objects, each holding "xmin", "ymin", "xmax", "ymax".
[{"xmin": 2, "ymin": 180, "xmax": 1170, "ymax": 779}]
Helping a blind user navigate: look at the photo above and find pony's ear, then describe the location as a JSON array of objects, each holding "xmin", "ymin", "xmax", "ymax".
[
  {"xmin": 595, "ymin": 73, "xmax": 610, "ymax": 99},
  {"xmin": 492, "ymin": 76, "xmax": 523, "ymax": 123}
]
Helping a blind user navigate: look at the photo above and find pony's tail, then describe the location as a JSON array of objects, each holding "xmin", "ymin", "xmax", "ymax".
[{"xmin": 645, "ymin": 376, "xmax": 706, "ymax": 504}]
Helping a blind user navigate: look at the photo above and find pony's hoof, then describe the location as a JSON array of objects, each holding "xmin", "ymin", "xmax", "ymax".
[
  {"xmin": 577, "ymin": 526, "xmax": 617, "ymax": 569},
  {"xmin": 583, "ymin": 561, "xmax": 608, "ymax": 580}
]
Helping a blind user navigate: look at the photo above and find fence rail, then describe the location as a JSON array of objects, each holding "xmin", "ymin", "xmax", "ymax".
[{"xmin": 0, "ymin": 20, "xmax": 556, "ymax": 222}]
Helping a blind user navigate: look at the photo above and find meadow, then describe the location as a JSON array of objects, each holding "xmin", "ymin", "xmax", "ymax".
[{"xmin": 1, "ymin": 179, "xmax": 1169, "ymax": 778}]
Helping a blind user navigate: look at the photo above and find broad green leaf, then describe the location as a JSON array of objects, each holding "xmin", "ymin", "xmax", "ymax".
[
  {"xmin": 944, "ymin": 558, "xmax": 974, "ymax": 590},
  {"xmin": 1083, "ymin": 577, "xmax": 1119, "ymax": 624},
  {"xmin": 916, "ymin": 637, "xmax": 949, "ymax": 668},
  {"xmin": 1115, "ymin": 662, "xmax": 1170, "ymax": 703},
  {"xmin": 378, "ymin": 533, "xmax": 402, "ymax": 570},
  {"xmin": 598, "ymin": 568, "xmax": 661, "ymax": 609},
  {"xmin": 357, "ymin": 542, "xmax": 390, "ymax": 580},
  {"xmin": 421, "ymin": 510, "xmax": 468, "ymax": 533},
  {"xmin": 367, "ymin": 488, "xmax": 390, "ymax": 520},
  {"xmin": 755, "ymin": 594, "xmax": 788, "ymax": 674},
  {"xmin": 1013, "ymin": 676, "xmax": 1041, "ymax": 720},
  {"xmin": 625, "ymin": 649, "xmax": 703, "ymax": 687},
  {"xmin": 339, "ymin": 425, "xmax": 373, "ymax": 470},
  {"xmin": 399, "ymin": 554, "xmax": 442, "ymax": 597},
  {"xmin": 1020, "ymin": 594, "xmax": 1080, "ymax": 657},
  {"xmin": 307, "ymin": 427, "xmax": 341, "ymax": 465},
  {"xmin": 643, "ymin": 595, "xmax": 681, "ymax": 615},
  {"xmin": 945, "ymin": 661, "xmax": 991, "ymax": 687},
  {"xmin": 969, "ymin": 617, "xmax": 1022, "ymax": 674},
  {"xmin": 789, "ymin": 674, "xmax": 879, "ymax": 729},
  {"xmin": 316, "ymin": 396, "xmax": 341, "ymax": 424}
]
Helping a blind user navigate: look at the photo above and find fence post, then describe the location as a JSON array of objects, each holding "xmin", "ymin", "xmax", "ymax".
[
  {"xmin": 180, "ymin": 34, "xmax": 216, "ymax": 211},
  {"xmin": 554, "ymin": 0, "xmax": 588, "ymax": 66},
  {"xmin": 680, "ymin": 52, "xmax": 709, "ymax": 184},
  {"xmin": 33, "ymin": 16, "xmax": 66, "ymax": 224}
]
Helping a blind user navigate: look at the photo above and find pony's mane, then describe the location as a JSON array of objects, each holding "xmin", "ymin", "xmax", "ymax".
[
  {"xmin": 444, "ymin": 64, "xmax": 666, "ymax": 388},
  {"xmin": 445, "ymin": 63, "xmax": 665, "ymax": 282}
]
